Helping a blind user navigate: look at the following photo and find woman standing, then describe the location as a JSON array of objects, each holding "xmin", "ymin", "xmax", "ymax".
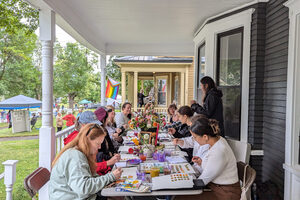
[
  {"xmin": 62, "ymin": 111, "xmax": 76, "ymax": 127},
  {"xmin": 56, "ymin": 112, "xmax": 64, "ymax": 132},
  {"xmin": 176, "ymin": 117, "xmax": 241, "ymax": 200},
  {"xmin": 191, "ymin": 76, "xmax": 224, "ymax": 137},
  {"xmin": 49, "ymin": 124, "xmax": 122, "ymax": 200}
]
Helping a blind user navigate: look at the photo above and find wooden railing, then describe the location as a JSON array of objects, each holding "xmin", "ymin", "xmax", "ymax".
[
  {"xmin": 55, "ymin": 125, "xmax": 75, "ymax": 154},
  {"xmin": 1, "ymin": 160, "xmax": 18, "ymax": 200}
]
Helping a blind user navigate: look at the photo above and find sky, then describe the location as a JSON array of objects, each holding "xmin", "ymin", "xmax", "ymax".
[{"xmin": 36, "ymin": 25, "xmax": 110, "ymax": 72}]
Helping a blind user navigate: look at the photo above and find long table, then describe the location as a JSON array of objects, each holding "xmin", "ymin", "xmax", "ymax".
[{"xmin": 101, "ymin": 130, "xmax": 202, "ymax": 197}]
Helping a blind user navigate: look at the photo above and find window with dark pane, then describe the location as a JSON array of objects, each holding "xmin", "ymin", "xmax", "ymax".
[
  {"xmin": 217, "ymin": 27, "xmax": 243, "ymax": 140},
  {"xmin": 197, "ymin": 43, "xmax": 205, "ymax": 101}
]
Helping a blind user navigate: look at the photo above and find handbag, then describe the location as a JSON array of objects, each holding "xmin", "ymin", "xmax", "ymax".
[{"xmin": 240, "ymin": 164, "xmax": 249, "ymax": 200}]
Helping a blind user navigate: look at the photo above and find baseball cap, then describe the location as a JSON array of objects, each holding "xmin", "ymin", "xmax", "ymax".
[{"xmin": 78, "ymin": 111, "xmax": 102, "ymax": 125}]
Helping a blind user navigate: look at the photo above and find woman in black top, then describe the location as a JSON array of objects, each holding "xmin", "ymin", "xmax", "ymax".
[
  {"xmin": 138, "ymin": 89, "xmax": 147, "ymax": 107},
  {"xmin": 168, "ymin": 106, "xmax": 194, "ymax": 161},
  {"xmin": 191, "ymin": 76, "xmax": 224, "ymax": 137}
]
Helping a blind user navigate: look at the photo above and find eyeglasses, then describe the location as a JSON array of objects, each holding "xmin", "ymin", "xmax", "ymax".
[{"xmin": 86, "ymin": 124, "xmax": 102, "ymax": 136}]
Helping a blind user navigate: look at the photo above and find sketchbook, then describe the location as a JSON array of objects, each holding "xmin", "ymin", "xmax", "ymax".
[{"xmin": 151, "ymin": 173, "xmax": 194, "ymax": 190}]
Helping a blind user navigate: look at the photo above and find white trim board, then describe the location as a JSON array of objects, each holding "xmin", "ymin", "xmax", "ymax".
[
  {"xmin": 193, "ymin": 9, "xmax": 253, "ymax": 143},
  {"xmin": 284, "ymin": 0, "xmax": 300, "ymax": 200},
  {"xmin": 194, "ymin": 0, "xmax": 269, "ymax": 36}
]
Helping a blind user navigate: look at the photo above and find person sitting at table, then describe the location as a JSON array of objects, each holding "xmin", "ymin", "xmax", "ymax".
[
  {"xmin": 49, "ymin": 123, "xmax": 123, "ymax": 200},
  {"xmin": 168, "ymin": 106, "xmax": 194, "ymax": 161},
  {"xmin": 105, "ymin": 105, "xmax": 123, "ymax": 149},
  {"xmin": 168, "ymin": 106, "xmax": 193, "ymax": 138},
  {"xmin": 167, "ymin": 103, "xmax": 177, "ymax": 123},
  {"xmin": 176, "ymin": 117, "xmax": 241, "ymax": 200},
  {"xmin": 164, "ymin": 110, "xmax": 181, "ymax": 131},
  {"xmin": 115, "ymin": 102, "xmax": 132, "ymax": 134},
  {"xmin": 63, "ymin": 111, "xmax": 120, "ymax": 176},
  {"xmin": 94, "ymin": 107, "xmax": 119, "ymax": 161},
  {"xmin": 173, "ymin": 114, "xmax": 210, "ymax": 174}
]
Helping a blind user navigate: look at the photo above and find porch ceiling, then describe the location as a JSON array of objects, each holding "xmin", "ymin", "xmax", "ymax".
[{"xmin": 28, "ymin": 0, "xmax": 254, "ymax": 56}]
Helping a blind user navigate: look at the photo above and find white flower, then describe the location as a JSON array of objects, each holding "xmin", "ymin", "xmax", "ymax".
[
  {"xmin": 147, "ymin": 124, "xmax": 151, "ymax": 128},
  {"xmin": 144, "ymin": 134, "xmax": 149, "ymax": 139}
]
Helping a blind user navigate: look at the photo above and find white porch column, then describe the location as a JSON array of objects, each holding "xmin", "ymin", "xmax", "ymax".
[
  {"xmin": 133, "ymin": 71, "xmax": 138, "ymax": 111},
  {"xmin": 100, "ymin": 55, "xmax": 106, "ymax": 106},
  {"xmin": 180, "ymin": 72, "xmax": 185, "ymax": 106},
  {"xmin": 39, "ymin": 9, "xmax": 55, "ymax": 200},
  {"xmin": 121, "ymin": 71, "xmax": 126, "ymax": 103}
]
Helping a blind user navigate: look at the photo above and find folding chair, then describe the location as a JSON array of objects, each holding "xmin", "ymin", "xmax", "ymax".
[{"xmin": 24, "ymin": 167, "xmax": 50, "ymax": 200}]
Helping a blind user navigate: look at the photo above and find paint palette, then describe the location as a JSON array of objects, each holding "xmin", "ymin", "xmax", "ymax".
[
  {"xmin": 170, "ymin": 163, "xmax": 195, "ymax": 174},
  {"xmin": 170, "ymin": 173, "xmax": 190, "ymax": 181},
  {"xmin": 140, "ymin": 162, "xmax": 166, "ymax": 173},
  {"xmin": 120, "ymin": 154, "xmax": 139, "ymax": 161}
]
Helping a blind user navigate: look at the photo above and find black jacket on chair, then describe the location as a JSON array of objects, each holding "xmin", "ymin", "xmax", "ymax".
[{"xmin": 191, "ymin": 88, "xmax": 225, "ymax": 137}]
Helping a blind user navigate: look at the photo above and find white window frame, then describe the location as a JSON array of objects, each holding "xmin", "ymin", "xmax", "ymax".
[
  {"xmin": 284, "ymin": 1, "xmax": 300, "ymax": 200},
  {"xmin": 193, "ymin": 9, "xmax": 254, "ymax": 142}
]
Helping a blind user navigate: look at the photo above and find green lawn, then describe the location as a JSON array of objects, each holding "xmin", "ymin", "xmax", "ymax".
[
  {"xmin": 0, "ymin": 123, "xmax": 8, "ymax": 128},
  {"xmin": 0, "ymin": 118, "xmax": 42, "ymax": 138},
  {"xmin": 0, "ymin": 139, "xmax": 39, "ymax": 200}
]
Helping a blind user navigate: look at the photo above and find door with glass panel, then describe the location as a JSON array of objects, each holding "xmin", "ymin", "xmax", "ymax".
[
  {"xmin": 216, "ymin": 27, "xmax": 243, "ymax": 140},
  {"xmin": 156, "ymin": 76, "xmax": 168, "ymax": 106}
]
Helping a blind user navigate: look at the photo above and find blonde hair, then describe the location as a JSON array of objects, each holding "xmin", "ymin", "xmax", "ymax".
[
  {"xmin": 105, "ymin": 105, "xmax": 115, "ymax": 126},
  {"xmin": 52, "ymin": 123, "xmax": 106, "ymax": 174}
]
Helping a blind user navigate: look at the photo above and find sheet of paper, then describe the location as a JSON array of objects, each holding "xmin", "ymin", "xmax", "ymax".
[
  {"xmin": 118, "ymin": 146, "xmax": 131, "ymax": 152},
  {"xmin": 115, "ymin": 162, "xmax": 127, "ymax": 168}
]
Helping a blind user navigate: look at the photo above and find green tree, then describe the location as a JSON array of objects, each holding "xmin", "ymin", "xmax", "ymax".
[
  {"xmin": 0, "ymin": 0, "xmax": 40, "ymax": 98},
  {"xmin": 54, "ymin": 42, "xmax": 96, "ymax": 109}
]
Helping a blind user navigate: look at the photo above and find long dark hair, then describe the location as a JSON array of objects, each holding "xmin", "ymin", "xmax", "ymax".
[
  {"xmin": 190, "ymin": 117, "xmax": 220, "ymax": 137},
  {"xmin": 200, "ymin": 76, "xmax": 217, "ymax": 92}
]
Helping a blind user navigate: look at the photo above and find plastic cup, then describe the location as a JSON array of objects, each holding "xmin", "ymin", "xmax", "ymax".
[
  {"xmin": 150, "ymin": 167, "xmax": 160, "ymax": 177},
  {"xmin": 158, "ymin": 152, "xmax": 166, "ymax": 162},
  {"xmin": 139, "ymin": 153, "xmax": 147, "ymax": 161}
]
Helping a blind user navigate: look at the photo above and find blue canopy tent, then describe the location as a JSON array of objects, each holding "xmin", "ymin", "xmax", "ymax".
[
  {"xmin": 78, "ymin": 99, "xmax": 92, "ymax": 104},
  {"xmin": 0, "ymin": 95, "xmax": 42, "ymax": 109}
]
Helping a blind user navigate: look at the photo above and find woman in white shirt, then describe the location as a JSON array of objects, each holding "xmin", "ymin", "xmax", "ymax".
[
  {"xmin": 176, "ymin": 117, "xmax": 241, "ymax": 200},
  {"xmin": 115, "ymin": 102, "xmax": 132, "ymax": 133}
]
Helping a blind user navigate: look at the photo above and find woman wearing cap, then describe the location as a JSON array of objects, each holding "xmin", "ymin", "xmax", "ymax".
[
  {"xmin": 64, "ymin": 111, "xmax": 121, "ymax": 176},
  {"xmin": 115, "ymin": 102, "xmax": 132, "ymax": 133},
  {"xmin": 176, "ymin": 117, "xmax": 240, "ymax": 200},
  {"xmin": 94, "ymin": 107, "xmax": 118, "ymax": 160},
  {"xmin": 105, "ymin": 105, "xmax": 123, "ymax": 148},
  {"xmin": 49, "ymin": 123, "xmax": 123, "ymax": 200}
]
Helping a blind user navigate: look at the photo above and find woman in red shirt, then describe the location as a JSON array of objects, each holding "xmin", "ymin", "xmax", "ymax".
[{"xmin": 62, "ymin": 111, "xmax": 76, "ymax": 127}]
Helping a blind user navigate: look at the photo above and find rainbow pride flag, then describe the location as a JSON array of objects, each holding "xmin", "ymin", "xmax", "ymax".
[{"xmin": 105, "ymin": 77, "xmax": 120, "ymax": 99}]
